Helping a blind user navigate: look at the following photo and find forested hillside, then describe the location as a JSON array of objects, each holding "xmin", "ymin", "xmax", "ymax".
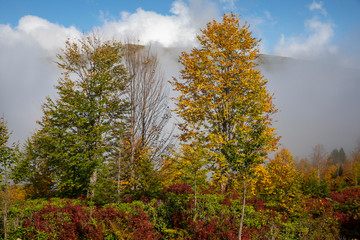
[{"xmin": 0, "ymin": 13, "xmax": 359, "ymax": 240}]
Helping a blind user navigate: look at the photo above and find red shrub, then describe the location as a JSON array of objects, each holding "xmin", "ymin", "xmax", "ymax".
[
  {"xmin": 164, "ymin": 183, "xmax": 193, "ymax": 195},
  {"xmin": 18, "ymin": 200, "xmax": 161, "ymax": 240},
  {"xmin": 130, "ymin": 209, "xmax": 161, "ymax": 240},
  {"xmin": 330, "ymin": 187, "xmax": 360, "ymax": 205},
  {"xmin": 221, "ymin": 191, "xmax": 240, "ymax": 206},
  {"xmin": 188, "ymin": 214, "xmax": 240, "ymax": 240},
  {"xmin": 330, "ymin": 187, "xmax": 360, "ymax": 239},
  {"xmin": 247, "ymin": 197, "xmax": 266, "ymax": 211}
]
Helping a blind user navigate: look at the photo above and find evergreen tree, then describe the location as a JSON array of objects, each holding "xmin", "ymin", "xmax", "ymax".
[
  {"xmin": 339, "ymin": 147, "xmax": 346, "ymax": 164},
  {"xmin": 330, "ymin": 148, "xmax": 339, "ymax": 164}
]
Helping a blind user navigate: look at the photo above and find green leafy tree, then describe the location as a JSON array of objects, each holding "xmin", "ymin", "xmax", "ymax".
[
  {"xmin": 171, "ymin": 13, "xmax": 279, "ymax": 240},
  {"xmin": 13, "ymin": 133, "xmax": 54, "ymax": 198},
  {"xmin": 28, "ymin": 35, "xmax": 128, "ymax": 198}
]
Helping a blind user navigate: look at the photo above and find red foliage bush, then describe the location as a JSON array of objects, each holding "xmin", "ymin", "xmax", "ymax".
[
  {"xmin": 330, "ymin": 187, "xmax": 360, "ymax": 204},
  {"xmin": 187, "ymin": 214, "xmax": 247, "ymax": 240},
  {"xmin": 18, "ymin": 200, "xmax": 161, "ymax": 240},
  {"xmin": 330, "ymin": 187, "xmax": 360, "ymax": 239},
  {"xmin": 163, "ymin": 183, "xmax": 193, "ymax": 195},
  {"xmin": 247, "ymin": 196, "xmax": 266, "ymax": 211},
  {"xmin": 22, "ymin": 202, "xmax": 103, "ymax": 240},
  {"xmin": 130, "ymin": 209, "xmax": 161, "ymax": 239},
  {"xmin": 221, "ymin": 191, "xmax": 240, "ymax": 206}
]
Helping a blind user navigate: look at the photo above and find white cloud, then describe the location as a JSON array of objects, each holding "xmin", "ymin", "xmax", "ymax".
[
  {"xmin": 264, "ymin": 11, "xmax": 272, "ymax": 21},
  {"xmin": 0, "ymin": 16, "xmax": 81, "ymax": 141},
  {"xmin": 220, "ymin": 0, "xmax": 237, "ymax": 11},
  {"xmin": 0, "ymin": 0, "xmax": 219, "ymax": 143},
  {"xmin": 274, "ymin": 17, "xmax": 336, "ymax": 59},
  {"xmin": 15, "ymin": 16, "xmax": 81, "ymax": 52},
  {"xmin": 309, "ymin": 1, "xmax": 327, "ymax": 16},
  {"xmin": 274, "ymin": 1, "xmax": 360, "ymax": 69},
  {"xmin": 100, "ymin": 0, "xmax": 218, "ymax": 48}
]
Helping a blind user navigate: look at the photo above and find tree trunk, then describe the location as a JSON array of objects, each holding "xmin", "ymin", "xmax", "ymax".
[
  {"xmin": 130, "ymin": 127, "xmax": 136, "ymax": 191},
  {"xmin": 3, "ymin": 165, "xmax": 8, "ymax": 240},
  {"xmin": 194, "ymin": 170, "xmax": 197, "ymax": 211},
  {"xmin": 117, "ymin": 156, "xmax": 121, "ymax": 202},
  {"xmin": 88, "ymin": 169, "xmax": 97, "ymax": 198},
  {"xmin": 238, "ymin": 173, "xmax": 247, "ymax": 240},
  {"xmin": 3, "ymin": 200, "xmax": 7, "ymax": 240}
]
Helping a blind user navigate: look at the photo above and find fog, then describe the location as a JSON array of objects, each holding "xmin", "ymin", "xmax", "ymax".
[{"xmin": 259, "ymin": 55, "xmax": 360, "ymax": 158}]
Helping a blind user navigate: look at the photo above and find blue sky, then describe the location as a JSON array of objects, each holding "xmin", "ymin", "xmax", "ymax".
[{"xmin": 1, "ymin": 0, "xmax": 359, "ymax": 56}]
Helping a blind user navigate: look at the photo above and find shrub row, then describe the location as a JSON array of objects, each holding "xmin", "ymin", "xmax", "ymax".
[{"xmin": 3, "ymin": 184, "xmax": 359, "ymax": 239}]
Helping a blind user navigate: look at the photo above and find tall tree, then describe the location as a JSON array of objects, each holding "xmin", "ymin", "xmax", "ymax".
[
  {"xmin": 171, "ymin": 13, "xmax": 279, "ymax": 240},
  {"xmin": 31, "ymin": 35, "xmax": 128, "ymax": 198},
  {"xmin": 338, "ymin": 147, "xmax": 346, "ymax": 164},
  {"xmin": 117, "ymin": 43, "xmax": 173, "ymax": 198},
  {"xmin": 329, "ymin": 148, "xmax": 339, "ymax": 164}
]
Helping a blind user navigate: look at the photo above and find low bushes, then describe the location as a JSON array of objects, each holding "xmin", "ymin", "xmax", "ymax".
[
  {"xmin": 3, "ymin": 185, "xmax": 360, "ymax": 239},
  {"xmin": 7, "ymin": 198, "xmax": 160, "ymax": 239}
]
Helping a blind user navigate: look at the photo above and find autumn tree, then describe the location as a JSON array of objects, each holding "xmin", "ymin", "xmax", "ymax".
[
  {"xmin": 23, "ymin": 35, "xmax": 129, "ymax": 198},
  {"xmin": 348, "ymin": 141, "xmax": 360, "ymax": 186},
  {"xmin": 171, "ymin": 141, "xmax": 210, "ymax": 212},
  {"xmin": 171, "ymin": 13, "xmax": 279, "ymax": 240},
  {"xmin": 256, "ymin": 148, "xmax": 303, "ymax": 214}
]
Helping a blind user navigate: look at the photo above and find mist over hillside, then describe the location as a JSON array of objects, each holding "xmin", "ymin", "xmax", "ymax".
[
  {"xmin": 258, "ymin": 54, "xmax": 360, "ymax": 158},
  {"xmin": 158, "ymin": 48, "xmax": 360, "ymax": 158},
  {"xmin": 1, "ymin": 43, "xmax": 359, "ymax": 159}
]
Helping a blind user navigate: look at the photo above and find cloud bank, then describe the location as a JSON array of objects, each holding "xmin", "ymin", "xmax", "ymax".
[
  {"xmin": 0, "ymin": 0, "xmax": 218, "ymax": 142},
  {"xmin": 101, "ymin": 0, "xmax": 218, "ymax": 47},
  {"xmin": 269, "ymin": 1, "xmax": 360, "ymax": 157},
  {"xmin": 0, "ymin": 16, "xmax": 81, "ymax": 141},
  {"xmin": 274, "ymin": 18, "xmax": 336, "ymax": 60}
]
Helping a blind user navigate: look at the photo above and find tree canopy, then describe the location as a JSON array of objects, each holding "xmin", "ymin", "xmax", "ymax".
[
  {"xmin": 29, "ymin": 36, "xmax": 129, "ymax": 197},
  {"xmin": 171, "ymin": 13, "xmax": 279, "ymax": 239}
]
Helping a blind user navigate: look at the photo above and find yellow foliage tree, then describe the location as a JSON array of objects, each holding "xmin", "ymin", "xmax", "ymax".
[
  {"xmin": 256, "ymin": 148, "xmax": 304, "ymax": 214},
  {"xmin": 171, "ymin": 13, "xmax": 279, "ymax": 240}
]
